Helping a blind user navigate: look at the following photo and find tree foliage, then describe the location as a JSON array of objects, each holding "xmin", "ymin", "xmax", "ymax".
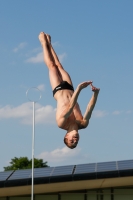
[{"xmin": 4, "ymin": 157, "xmax": 49, "ymax": 171}]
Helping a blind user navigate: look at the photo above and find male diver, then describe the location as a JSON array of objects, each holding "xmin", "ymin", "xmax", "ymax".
[{"xmin": 39, "ymin": 32, "xmax": 100, "ymax": 149}]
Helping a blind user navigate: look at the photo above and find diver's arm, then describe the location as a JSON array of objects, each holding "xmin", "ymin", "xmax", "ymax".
[
  {"xmin": 82, "ymin": 86, "xmax": 100, "ymax": 128},
  {"xmin": 61, "ymin": 81, "xmax": 92, "ymax": 119}
]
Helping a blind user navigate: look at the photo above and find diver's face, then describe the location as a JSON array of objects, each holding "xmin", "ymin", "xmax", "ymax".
[{"xmin": 66, "ymin": 131, "xmax": 80, "ymax": 148}]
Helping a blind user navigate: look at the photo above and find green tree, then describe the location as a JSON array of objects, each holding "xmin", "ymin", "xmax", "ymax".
[{"xmin": 4, "ymin": 157, "xmax": 49, "ymax": 171}]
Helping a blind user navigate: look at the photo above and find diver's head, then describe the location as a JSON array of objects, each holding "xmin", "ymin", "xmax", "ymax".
[{"xmin": 64, "ymin": 130, "xmax": 80, "ymax": 149}]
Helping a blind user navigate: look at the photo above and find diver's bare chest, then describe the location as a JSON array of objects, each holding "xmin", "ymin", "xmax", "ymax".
[{"xmin": 60, "ymin": 114, "xmax": 76, "ymax": 130}]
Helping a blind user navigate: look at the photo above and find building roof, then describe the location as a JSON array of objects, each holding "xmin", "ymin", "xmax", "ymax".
[{"xmin": 0, "ymin": 159, "xmax": 133, "ymax": 197}]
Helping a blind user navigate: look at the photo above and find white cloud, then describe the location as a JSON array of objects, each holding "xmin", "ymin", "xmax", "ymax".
[
  {"xmin": 25, "ymin": 51, "xmax": 67, "ymax": 64},
  {"xmin": 25, "ymin": 52, "xmax": 43, "ymax": 63},
  {"xmin": 32, "ymin": 104, "xmax": 56, "ymax": 125},
  {"xmin": 112, "ymin": 110, "xmax": 122, "ymax": 115},
  {"xmin": 112, "ymin": 110, "xmax": 132, "ymax": 115},
  {"xmin": 52, "ymin": 41, "xmax": 60, "ymax": 47},
  {"xmin": 126, "ymin": 110, "xmax": 132, "ymax": 114},
  {"xmin": 38, "ymin": 146, "xmax": 81, "ymax": 164},
  {"xmin": 13, "ymin": 42, "xmax": 27, "ymax": 52},
  {"xmin": 0, "ymin": 103, "xmax": 56, "ymax": 125},
  {"xmin": 37, "ymin": 84, "xmax": 45, "ymax": 91},
  {"xmin": 58, "ymin": 53, "xmax": 67, "ymax": 63},
  {"xmin": 92, "ymin": 110, "xmax": 108, "ymax": 118},
  {"xmin": 31, "ymin": 47, "xmax": 42, "ymax": 53}
]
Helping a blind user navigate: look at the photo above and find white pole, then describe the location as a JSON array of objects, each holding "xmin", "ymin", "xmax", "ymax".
[
  {"xmin": 26, "ymin": 87, "xmax": 41, "ymax": 200},
  {"xmin": 31, "ymin": 101, "xmax": 35, "ymax": 200}
]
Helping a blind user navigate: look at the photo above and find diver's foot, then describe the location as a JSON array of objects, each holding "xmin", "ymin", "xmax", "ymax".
[
  {"xmin": 38, "ymin": 32, "xmax": 47, "ymax": 46},
  {"xmin": 46, "ymin": 34, "xmax": 51, "ymax": 44}
]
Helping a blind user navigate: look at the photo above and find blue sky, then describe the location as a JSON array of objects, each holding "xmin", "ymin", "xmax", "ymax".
[{"xmin": 0, "ymin": 0, "xmax": 133, "ymax": 171}]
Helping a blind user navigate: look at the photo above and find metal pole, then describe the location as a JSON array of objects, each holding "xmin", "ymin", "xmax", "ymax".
[
  {"xmin": 31, "ymin": 101, "xmax": 35, "ymax": 200},
  {"xmin": 26, "ymin": 87, "xmax": 41, "ymax": 200}
]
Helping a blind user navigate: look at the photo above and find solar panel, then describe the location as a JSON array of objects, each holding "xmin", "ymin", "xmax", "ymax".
[
  {"xmin": 51, "ymin": 165, "xmax": 74, "ymax": 176},
  {"xmin": 97, "ymin": 161, "xmax": 117, "ymax": 172},
  {"xmin": 0, "ymin": 171, "xmax": 14, "ymax": 181},
  {"xmin": 34, "ymin": 167, "xmax": 54, "ymax": 178},
  {"xmin": 117, "ymin": 160, "xmax": 133, "ymax": 170},
  {"xmin": 74, "ymin": 163, "xmax": 96, "ymax": 174},
  {"xmin": 8, "ymin": 169, "xmax": 32, "ymax": 180},
  {"xmin": 4, "ymin": 159, "xmax": 133, "ymax": 183}
]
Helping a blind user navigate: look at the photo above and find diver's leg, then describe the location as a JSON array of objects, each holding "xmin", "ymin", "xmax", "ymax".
[
  {"xmin": 46, "ymin": 34, "xmax": 62, "ymax": 68},
  {"xmin": 39, "ymin": 32, "xmax": 55, "ymax": 69},
  {"xmin": 46, "ymin": 34, "xmax": 73, "ymax": 86},
  {"xmin": 39, "ymin": 32, "xmax": 62, "ymax": 90}
]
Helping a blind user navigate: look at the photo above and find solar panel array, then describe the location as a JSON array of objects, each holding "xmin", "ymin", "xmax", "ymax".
[
  {"xmin": 74, "ymin": 161, "xmax": 118, "ymax": 175},
  {"xmin": 0, "ymin": 160, "xmax": 133, "ymax": 182},
  {"xmin": 74, "ymin": 160, "xmax": 133, "ymax": 175},
  {"xmin": 5, "ymin": 165, "xmax": 74, "ymax": 181},
  {"xmin": 0, "ymin": 171, "xmax": 14, "ymax": 181}
]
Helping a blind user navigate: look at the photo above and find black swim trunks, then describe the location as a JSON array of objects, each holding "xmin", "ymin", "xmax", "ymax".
[{"xmin": 53, "ymin": 81, "xmax": 74, "ymax": 96}]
